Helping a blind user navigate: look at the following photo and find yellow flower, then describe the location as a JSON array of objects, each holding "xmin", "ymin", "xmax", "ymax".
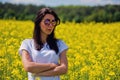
[{"xmin": 108, "ymin": 71, "xmax": 115, "ymax": 76}]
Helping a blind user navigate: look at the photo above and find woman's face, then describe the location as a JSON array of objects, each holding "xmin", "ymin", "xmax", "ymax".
[{"xmin": 40, "ymin": 14, "xmax": 56, "ymax": 36}]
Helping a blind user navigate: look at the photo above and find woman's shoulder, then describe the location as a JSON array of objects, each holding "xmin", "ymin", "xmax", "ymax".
[
  {"xmin": 57, "ymin": 39, "xmax": 63, "ymax": 43},
  {"xmin": 22, "ymin": 38, "xmax": 33, "ymax": 44},
  {"xmin": 57, "ymin": 39, "xmax": 67, "ymax": 46},
  {"xmin": 56, "ymin": 39, "xmax": 68, "ymax": 54}
]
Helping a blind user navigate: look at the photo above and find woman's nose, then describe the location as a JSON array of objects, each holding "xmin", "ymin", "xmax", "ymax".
[{"xmin": 49, "ymin": 23, "xmax": 53, "ymax": 27}]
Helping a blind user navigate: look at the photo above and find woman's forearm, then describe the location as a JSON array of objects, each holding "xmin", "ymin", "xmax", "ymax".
[
  {"xmin": 23, "ymin": 62, "xmax": 58, "ymax": 73},
  {"xmin": 35, "ymin": 64, "xmax": 68, "ymax": 76}
]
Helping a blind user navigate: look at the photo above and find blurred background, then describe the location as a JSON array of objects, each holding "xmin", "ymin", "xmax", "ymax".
[
  {"xmin": 1, "ymin": 0, "xmax": 120, "ymax": 80},
  {"xmin": 0, "ymin": 0, "xmax": 120, "ymax": 23}
]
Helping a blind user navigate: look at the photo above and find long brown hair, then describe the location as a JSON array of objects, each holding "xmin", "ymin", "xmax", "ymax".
[{"xmin": 33, "ymin": 8, "xmax": 60, "ymax": 53}]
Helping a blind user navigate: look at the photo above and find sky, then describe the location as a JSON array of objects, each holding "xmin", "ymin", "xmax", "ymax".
[{"xmin": 0, "ymin": 0, "xmax": 120, "ymax": 6}]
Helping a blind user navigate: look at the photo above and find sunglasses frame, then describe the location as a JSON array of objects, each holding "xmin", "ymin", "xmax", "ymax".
[{"xmin": 43, "ymin": 19, "xmax": 57, "ymax": 27}]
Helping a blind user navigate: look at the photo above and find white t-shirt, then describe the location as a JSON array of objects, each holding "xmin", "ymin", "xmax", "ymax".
[{"xmin": 19, "ymin": 39, "xmax": 68, "ymax": 80}]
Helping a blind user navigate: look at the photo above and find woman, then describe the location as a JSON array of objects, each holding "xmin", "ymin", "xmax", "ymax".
[{"xmin": 19, "ymin": 8, "xmax": 68, "ymax": 80}]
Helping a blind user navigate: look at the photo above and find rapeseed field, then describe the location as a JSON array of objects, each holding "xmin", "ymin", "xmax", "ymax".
[{"xmin": 0, "ymin": 20, "xmax": 120, "ymax": 80}]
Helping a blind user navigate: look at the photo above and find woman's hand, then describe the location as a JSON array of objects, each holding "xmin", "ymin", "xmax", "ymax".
[{"xmin": 51, "ymin": 63, "xmax": 59, "ymax": 68}]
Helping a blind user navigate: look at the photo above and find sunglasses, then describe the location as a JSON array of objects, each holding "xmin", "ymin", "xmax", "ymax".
[{"xmin": 43, "ymin": 19, "xmax": 57, "ymax": 26}]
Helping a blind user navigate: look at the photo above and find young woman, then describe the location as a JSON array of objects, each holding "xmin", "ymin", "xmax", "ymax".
[{"xmin": 19, "ymin": 8, "xmax": 68, "ymax": 80}]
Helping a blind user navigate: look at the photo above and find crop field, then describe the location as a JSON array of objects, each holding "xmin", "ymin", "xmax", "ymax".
[{"xmin": 0, "ymin": 20, "xmax": 120, "ymax": 80}]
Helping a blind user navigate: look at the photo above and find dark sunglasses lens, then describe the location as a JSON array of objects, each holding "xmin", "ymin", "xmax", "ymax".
[
  {"xmin": 44, "ymin": 19, "xmax": 50, "ymax": 24},
  {"xmin": 52, "ymin": 20, "xmax": 56, "ymax": 25}
]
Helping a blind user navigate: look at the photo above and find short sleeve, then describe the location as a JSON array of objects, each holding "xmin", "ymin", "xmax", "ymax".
[
  {"xmin": 57, "ymin": 40, "xmax": 68, "ymax": 55},
  {"xmin": 18, "ymin": 39, "xmax": 31, "ymax": 56}
]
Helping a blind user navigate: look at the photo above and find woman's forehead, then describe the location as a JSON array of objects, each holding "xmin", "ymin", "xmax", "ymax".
[{"xmin": 43, "ymin": 14, "xmax": 55, "ymax": 19}]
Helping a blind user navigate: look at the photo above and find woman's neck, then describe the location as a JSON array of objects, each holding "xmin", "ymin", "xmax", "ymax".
[{"xmin": 41, "ymin": 33, "xmax": 47, "ymax": 44}]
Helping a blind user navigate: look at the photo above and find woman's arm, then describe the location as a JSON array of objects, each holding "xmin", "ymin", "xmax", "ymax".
[
  {"xmin": 21, "ymin": 49, "xmax": 58, "ymax": 73},
  {"xmin": 34, "ymin": 49, "xmax": 68, "ymax": 76}
]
